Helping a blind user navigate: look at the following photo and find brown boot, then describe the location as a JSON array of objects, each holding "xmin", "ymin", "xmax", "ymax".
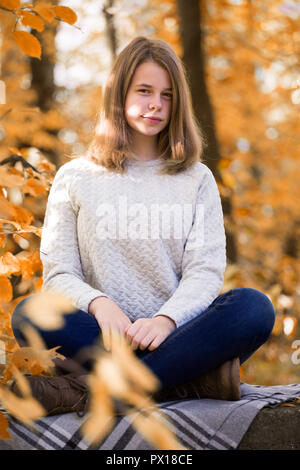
[
  {"xmin": 10, "ymin": 374, "xmax": 89, "ymax": 417},
  {"xmin": 154, "ymin": 357, "xmax": 241, "ymax": 402}
]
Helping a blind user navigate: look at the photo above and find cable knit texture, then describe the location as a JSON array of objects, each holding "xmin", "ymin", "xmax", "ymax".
[{"xmin": 40, "ymin": 156, "xmax": 227, "ymax": 328}]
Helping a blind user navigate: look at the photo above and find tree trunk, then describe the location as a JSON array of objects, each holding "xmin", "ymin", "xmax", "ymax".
[
  {"xmin": 175, "ymin": 0, "xmax": 237, "ymax": 263},
  {"xmin": 102, "ymin": 0, "xmax": 118, "ymax": 62},
  {"xmin": 29, "ymin": 0, "xmax": 59, "ymax": 165}
]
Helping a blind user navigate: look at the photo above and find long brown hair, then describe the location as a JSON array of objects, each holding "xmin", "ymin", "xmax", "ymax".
[{"xmin": 84, "ymin": 36, "xmax": 207, "ymax": 175}]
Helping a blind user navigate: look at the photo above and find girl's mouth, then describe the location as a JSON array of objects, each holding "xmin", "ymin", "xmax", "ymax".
[{"xmin": 143, "ymin": 116, "xmax": 162, "ymax": 124}]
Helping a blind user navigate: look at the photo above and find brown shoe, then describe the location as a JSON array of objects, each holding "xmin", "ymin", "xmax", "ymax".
[
  {"xmin": 154, "ymin": 357, "xmax": 241, "ymax": 402},
  {"xmin": 10, "ymin": 374, "xmax": 89, "ymax": 417}
]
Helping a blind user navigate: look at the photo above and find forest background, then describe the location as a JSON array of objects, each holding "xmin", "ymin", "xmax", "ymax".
[{"xmin": 0, "ymin": 0, "xmax": 299, "ymax": 396}]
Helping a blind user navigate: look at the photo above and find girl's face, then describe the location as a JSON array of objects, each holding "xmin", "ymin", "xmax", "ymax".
[{"xmin": 124, "ymin": 61, "xmax": 172, "ymax": 140}]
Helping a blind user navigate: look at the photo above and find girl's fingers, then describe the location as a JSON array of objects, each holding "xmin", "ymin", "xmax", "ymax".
[
  {"xmin": 138, "ymin": 333, "xmax": 155, "ymax": 350},
  {"xmin": 148, "ymin": 334, "xmax": 165, "ymax": 351},
  {"xmin": 127, "ymin": 327, "xmax": 148, "ymax": 350}
]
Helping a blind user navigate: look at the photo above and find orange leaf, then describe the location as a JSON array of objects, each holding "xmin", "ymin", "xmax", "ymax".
[
  {"xmin": 15, "ymin": 250, "xmax": 42, "ymax": 280},
  {"xmin": 8, "ymin": 147, "xmax": 24, "ymax": 156},
  {"xmin": 0, "ymin": 232, "xmax": 6, "ymax": 247},
  {"xmin": 0, "ymin": 276, "xmax": 13, "ymax": 302},
  {"xmin": 0, "ymin": 412, "xmax": 11, "ymax": 441},
  {"xmin": 23, "ymin": 177, "xmax": 47, "ymax": 196},
  {"xmin": 13, "ymin": 30, "xmax": 41, "ymax": 59},
  {"xmin": 53, "ymin": 5, "xmax": 77, "ymax": 24},
  {"xmin": 0, "ymin": 166, "xmax": 24, "ymax": 188},
  {"xmin": 0, "ymin": 251, "xmax": 20, "ymax": 276},
  {"xmin": 235, "ymin": 207, "xmax": 251, "ymax": 217},
  {"xmin": 0, "ymin": 0, "xmax": 20, "ymax": 10},
  {"xmin": 218, "ymin": 157, "xmax": 232, "ymax": 170},
  {"xmin": 32, "ymin": 2, "xmax": 56, "ymax": 22},
  {"xmin": 0, "ymin": 383, "xmax": 46, "ymax": 425},
  {"xmin": 37, "ymin": 160, "xmax": 56, "ymax": 173},
  {"xmin": 19, "ymin": 10, "xmax": 45, "ymax": 32},
  {"xmin": 0, "ymin": 195, "xmax": 16, "ymax": 220},
  {"xmin": 13, "ymin": 206, "xmax": 34, "ymax": 225}
]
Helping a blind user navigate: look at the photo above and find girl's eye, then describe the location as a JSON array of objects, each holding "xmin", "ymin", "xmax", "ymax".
[{"xmin": 138, "ymin": 89, "xmax": 172, "ymax": 99}]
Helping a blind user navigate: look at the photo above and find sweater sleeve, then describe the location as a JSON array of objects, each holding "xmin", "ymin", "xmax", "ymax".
[
  {"xmin": 40, "ymin": 162, "xmax": 109, "ymax": 313},
  {"xmin": 153, "ymin": 167, "xmax": 227, "ymax": 328}
]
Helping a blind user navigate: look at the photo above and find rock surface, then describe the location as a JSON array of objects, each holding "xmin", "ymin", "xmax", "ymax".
[{"xmin": 237, "ymin": 402, "xmax": 300, "ymax": 450}]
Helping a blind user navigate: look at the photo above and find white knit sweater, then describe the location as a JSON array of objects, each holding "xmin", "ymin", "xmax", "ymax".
[{"xmin": 40, "ymin": 156, "xmax": 227, "ymax": 328}]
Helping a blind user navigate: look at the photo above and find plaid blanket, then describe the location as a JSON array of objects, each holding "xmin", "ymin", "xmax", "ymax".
[{"xmin": 1, "ymin": 382, "xmax": 300, "ymax": 450}]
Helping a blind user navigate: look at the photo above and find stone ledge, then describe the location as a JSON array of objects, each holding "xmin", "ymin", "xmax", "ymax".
[{"xmin": 237, "ymin": 402, "xmax": 300, "ymax": 450}]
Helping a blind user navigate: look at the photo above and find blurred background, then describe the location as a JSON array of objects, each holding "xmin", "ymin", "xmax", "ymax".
[{"xmin": 0, "ymin": 0, "xmax": 299, "ymax": 385}]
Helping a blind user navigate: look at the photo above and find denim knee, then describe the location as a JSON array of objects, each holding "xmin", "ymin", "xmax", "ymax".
[{"xmin": 236, "ymin": 287, "xmax": 276, "ymax": 341}]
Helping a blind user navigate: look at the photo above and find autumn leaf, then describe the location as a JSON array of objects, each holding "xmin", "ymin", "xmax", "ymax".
[
  {"xmin": 7, "ymin": 147, "xmax": 24, "ymax": 156},
  {"xmin": 0, "ymin": 166, "xmax": 24, "ymax": 188},
  {"xmin": 0, "ymin": 367, "xmax": 46, "ymax": 426},
  {"xmin": 53, "ymin": 5, "xmax": 77, "ymax": 25},
  {"xmin": 22, "ymin": 177, "xmax": 48, "ymax": 196},
  {"xmin": 15, "ymin": 250, "xmax": 41, "ymax": 280},
  {"xmin": 0, "ymin": 412, "xmax": 11, "ymax": 441},
  {"xmin": 22, "ymin": 289, "xmax": 75, "ymax": 330},
  {"xmin": 32, "ymin": 2, "xmax": 56, "ymax": 23},
  {"xmin": 129, "ymin": 410, "xmax": 187, "ymax": 450},
  {"xmin": 13, "ymin": 31, "xmax": 41, "ymax": 59},
  {"xmin": 235, "ymin": 207, "xmax": 251, "ymax": 217},
  {"xmin": 81, "ymin": 337, "xmax": 184, "ymax": 449},
  {"xmin": 110, "ymin": 331, "xmax": 160, "ymax": 394},
  {"xmin": 0, "ymin": 0, "xmax": 20, "ymax": 10},
  {"xmin": 0, "ymin": 276, "xmax": 13, "ymax": 302},
  {"xmin": 0, "ymin": 195, "xmax": 16, "ymax": 220},
  {"xmin": 218, "ymin": 157, "xmax": 232, "ymax": 170},
  {"xmin": 81, "ymin": 376, "xmax": 115, "ymax": 446},
  {"xmin": 18, "ymin": 10, "xmax": 45, "ymax": 32},
  {"xmin": 0, "ymin": 251, "xmax": 20, "ymax": 276},
  {"xmin": 3, "ymin": 343, "xmax": 65, "ymax": 383}
]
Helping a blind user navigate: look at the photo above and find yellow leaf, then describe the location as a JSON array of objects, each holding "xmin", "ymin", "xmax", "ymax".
[
  {"xmin": 19, "ymin": 10, "xmax": 45, "ymax": 32},
  {"xmin": 53, "ymin": 5, "xmax": 77, "ymax": 25},
  {"xmin": 13, "ymin": 31, "xmax": 41, "ymax": 59},
  {"xmin": 221, "ymin": 171, "xmax": 236, "ymax": 189},
  {"xmin": 0, "ymin": 384, "xmax": 46, "ymax": 426},
  {"xmin": 0, "ymin": 0, "xmax": 20, "ymax": 10},
  {"xmin": 3, "ymin": 341, "xmax": 65, "ymax": 382},
  {"xmin": 110, "ymin": 332, "xmax": 161, "ymax": 393},
  {"xmin": 129, "ymin": 411, "xmax": 187, "ymax": 450},
  {"xmin": 23, "ymin": 289, "xmax": 75, "ymax": 330},
  {"xmin": 81, "ymin": 376, "xmax": 115, "ymax": 445}
]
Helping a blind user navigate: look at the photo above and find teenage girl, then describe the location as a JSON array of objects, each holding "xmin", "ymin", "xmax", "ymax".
[{"xmin": 11, "ymin": 37, "xmax": 275, "ymax": 415}]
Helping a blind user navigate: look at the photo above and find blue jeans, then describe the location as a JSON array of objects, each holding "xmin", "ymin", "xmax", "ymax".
[{"xmin": 11, "ymin": 288, "xmax": 275, "ymax": 389}]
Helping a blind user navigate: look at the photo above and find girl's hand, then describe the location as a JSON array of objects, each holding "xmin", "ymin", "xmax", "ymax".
[
  {"xmin": 124, "ymin": 315, "xmax": 176, "ymax": 351},
  {"xmin": 89, "ymin": 297, "xmax": 132, "ymax": 351}
]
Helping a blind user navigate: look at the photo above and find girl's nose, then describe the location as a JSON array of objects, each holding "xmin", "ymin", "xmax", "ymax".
[{"xmin": 149, "ymin": 95, "xmax": 162, "ymax": 109}]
